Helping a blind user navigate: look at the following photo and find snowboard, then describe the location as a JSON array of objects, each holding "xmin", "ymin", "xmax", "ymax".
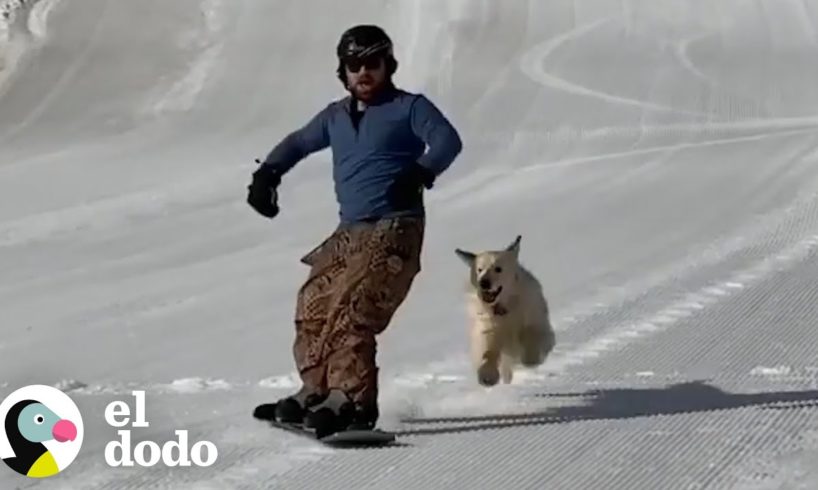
[{"xmin": 253, "ymin": 403, "xmax": 396, "ymax": 447}]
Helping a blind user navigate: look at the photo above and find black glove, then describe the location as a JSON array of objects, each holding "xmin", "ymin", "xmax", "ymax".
[
  {"xmin": 387, "ymin": 163, "xmax": 436, "ymax": 210},
  {"xmin": 247, "ymin": 161, "xmax": 282, "ymax": 219},
  {"xmin": 416, "ymin": 164, "xmax": 436, "ymax": 190}
]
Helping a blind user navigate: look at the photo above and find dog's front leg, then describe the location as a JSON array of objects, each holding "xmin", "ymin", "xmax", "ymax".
[{"xmin": 473, "ymin": 326, "xmax": 502, "ymax": 386}]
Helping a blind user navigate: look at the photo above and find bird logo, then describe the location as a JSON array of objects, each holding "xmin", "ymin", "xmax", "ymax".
[{"xmin": 0, "ymin": 385, "xmax": 83, "ymax": 478}]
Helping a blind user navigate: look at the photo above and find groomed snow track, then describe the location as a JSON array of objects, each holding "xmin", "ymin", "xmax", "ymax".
[{"xmin": 2, "ymin": 0, "xmax": 818, "ymax": 489}]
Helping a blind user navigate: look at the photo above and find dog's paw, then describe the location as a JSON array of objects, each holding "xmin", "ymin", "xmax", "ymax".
[{"xmin": 477, "ymin": 363, "xmax": 500, "ymax": 386}]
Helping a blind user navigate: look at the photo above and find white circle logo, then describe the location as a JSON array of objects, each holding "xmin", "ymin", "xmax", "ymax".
[{"xmin": 0, "ymin": 385, "xmax": 84, "ymax": 478}]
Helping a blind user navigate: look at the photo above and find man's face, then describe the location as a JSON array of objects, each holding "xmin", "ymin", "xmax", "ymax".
[{"xmin": 344, "ymin": 56, "xmax": 387, "ymax": 102}]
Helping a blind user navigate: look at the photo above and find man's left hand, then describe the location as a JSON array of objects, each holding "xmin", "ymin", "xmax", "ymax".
[{"xmin": 416, "ymin": 164, "xmax": 436, "ymax": 190}]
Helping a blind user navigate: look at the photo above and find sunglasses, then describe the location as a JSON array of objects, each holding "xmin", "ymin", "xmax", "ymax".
[{"xmin": 344, "ymin": 56, "xmax": 384, "ymax": 72}]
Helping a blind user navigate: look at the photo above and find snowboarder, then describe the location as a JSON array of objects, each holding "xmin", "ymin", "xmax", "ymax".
[{"xmin": 248, "ymin": 24, "xmax": 463, "ymax": 436}]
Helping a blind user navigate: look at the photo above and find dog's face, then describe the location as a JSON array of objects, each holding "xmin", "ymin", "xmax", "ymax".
[{"xmin": 455, "ymin": 235, "xmax": 521, "ymax": 304}]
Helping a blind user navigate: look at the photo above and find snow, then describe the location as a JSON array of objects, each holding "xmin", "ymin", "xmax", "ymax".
[
  {"xmin": 0, "ymin": 0, "xmax": 23, "ymax": 90},
  {"xmin": 2, "ymin": 0, "xmax": 818, "ymax": 488},
  {"xmin": 751, "ymin": 366, "xmax": 793, "ymax": 377}
]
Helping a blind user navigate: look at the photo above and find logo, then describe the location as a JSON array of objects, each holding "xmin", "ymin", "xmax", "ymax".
[
  {"xmin": 0, "ymin": 385, "xmax": 83, "ymax": 479},
  {"xmin": 103, "ymin": 391, "xmax": 217, "ymax": 468}
]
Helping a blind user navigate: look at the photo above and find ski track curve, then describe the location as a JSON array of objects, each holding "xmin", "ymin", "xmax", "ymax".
[
  {"xmin": 27, "ymin": 0, "xmax": 61, "ymax": 40},
  {"xmin": 0, "ymin": 0, "xmax": 33, "ymax": 97},
  {"xmin": 518, "ymin": 17, "xmax": 711, "ymax": 118},
  {"xmin": 0, "ymin": 0, "xmax": 112, "ymax": 146},
  {"xmin": 430, "ymin": 120, "xmax": 818, "ymax": 207},
  {"xmin": 435, "ymin": 124, "xmax": 818, "ymax": 207},
  {"xmin": 144, "ymin": 0, "xmax": 225, "ymax": 116},
  {"xmin": 675, "ymin": 34, "xmax": 715, "ymax": 85}
]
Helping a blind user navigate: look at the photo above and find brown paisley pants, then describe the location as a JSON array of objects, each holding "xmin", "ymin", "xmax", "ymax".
[{"xmin": 292, "ymin": 217, "xmax": 424, "ymax": 405}]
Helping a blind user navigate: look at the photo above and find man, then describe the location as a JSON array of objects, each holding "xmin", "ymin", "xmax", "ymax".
[{"xmin": 248, "ymin": 24, "xmax": 462, "ymax": 437}]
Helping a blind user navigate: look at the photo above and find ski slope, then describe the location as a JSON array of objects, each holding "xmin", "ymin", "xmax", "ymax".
[{"xmin": 2, "ymin": 0, "xmax": 818, "ymax": 488}]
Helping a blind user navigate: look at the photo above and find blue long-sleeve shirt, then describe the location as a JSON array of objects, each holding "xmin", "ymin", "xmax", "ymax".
[{"xmin": 261, "ymin": 87, "xmax": 463, "ymax": 224}]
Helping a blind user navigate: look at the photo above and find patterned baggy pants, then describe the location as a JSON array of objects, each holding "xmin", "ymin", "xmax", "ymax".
[{"xmin": 293, "ymin": 217, "xmax": 424, "ymax": 405}]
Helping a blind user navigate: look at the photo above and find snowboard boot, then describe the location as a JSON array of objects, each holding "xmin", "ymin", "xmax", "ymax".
[
  {"xmin": 347, "ymin": 400, "xmax": 379, "ymax": 431},
  {"xmin": 303, "ymin": 390, "xmax": 380, "ymax": 438},
  {"xmin": 253, "ymin": 390, "xmax": 326, "ymax": 425}
]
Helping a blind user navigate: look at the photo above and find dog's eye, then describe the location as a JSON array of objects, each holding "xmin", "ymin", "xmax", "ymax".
[{"xmin": 495, "ymin": 267, "xmax": 502, "ymax": 273}]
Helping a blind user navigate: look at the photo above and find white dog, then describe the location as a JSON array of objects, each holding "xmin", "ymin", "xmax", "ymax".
[{"xmin": 455, "ymin": 235, "xmax": 556, "ymax": 386}]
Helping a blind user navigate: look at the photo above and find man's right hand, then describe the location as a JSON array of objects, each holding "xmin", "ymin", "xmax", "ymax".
[
  {"xmin": 386, "ymin": 163, "xmax": 436, "ymax": 210},
  {"xmin": 247, "ymin": 161, "xmax": 282, "ymax": 219}
]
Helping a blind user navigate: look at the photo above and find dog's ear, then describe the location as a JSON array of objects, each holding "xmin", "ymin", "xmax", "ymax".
[
  {"xmin": 506, "ymin": 235, "xmax": 522, "ymax": 255},
  {"xmin": 455, "ymin": 248, "xmax": 476, "ymax": 266}
]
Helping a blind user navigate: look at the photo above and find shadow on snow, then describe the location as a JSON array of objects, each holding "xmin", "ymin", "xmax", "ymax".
[{"xmin": 396, "ymin": 381, "xmax": 818, "ymax": 436}]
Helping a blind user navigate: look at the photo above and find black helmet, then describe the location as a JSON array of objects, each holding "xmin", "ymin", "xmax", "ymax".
[
  {"xmin": 337, "ymin": 25, "xmax": 393, "ymax": 60},
  {"xmin": 335, "ymin": 24, "xmax": 398, "ymax": 84}
]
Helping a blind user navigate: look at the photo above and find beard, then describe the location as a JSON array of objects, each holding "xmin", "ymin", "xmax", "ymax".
[{"xmin": 349, "ymin": 76, "xmax": 382, "ymax": 101}]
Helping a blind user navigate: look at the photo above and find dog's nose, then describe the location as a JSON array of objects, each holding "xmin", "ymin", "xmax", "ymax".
[{"xmin": 479, "ymin": 278, "xmax": 491, "ymax": 290}]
